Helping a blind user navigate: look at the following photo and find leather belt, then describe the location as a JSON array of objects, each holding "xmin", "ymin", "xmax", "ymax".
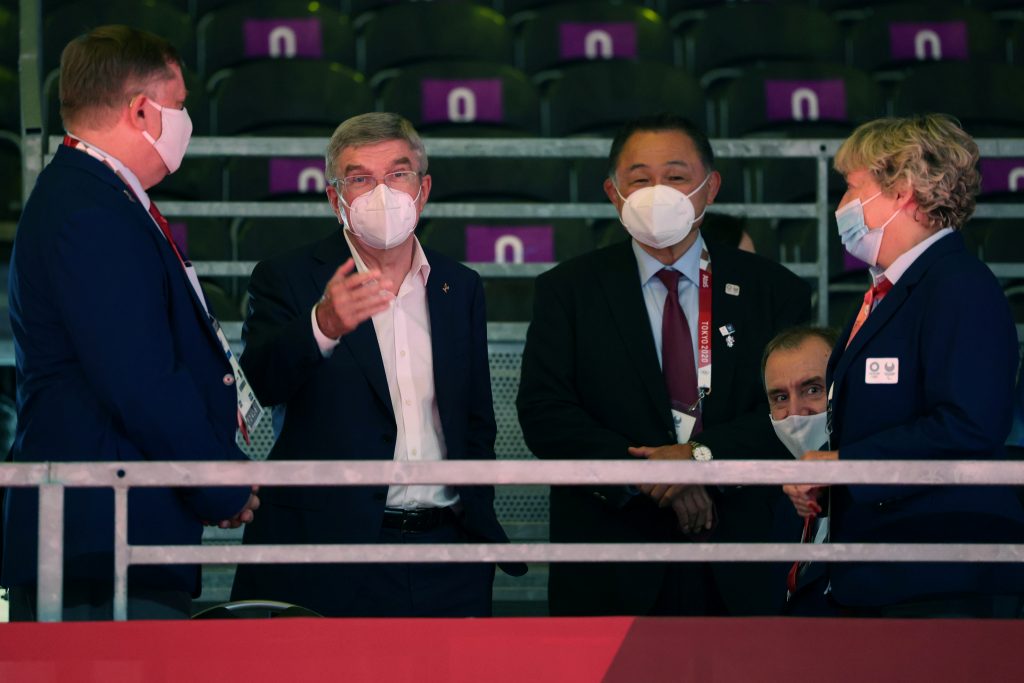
[{"xmin": 381, "ymin": 507, "xmax": 457, "ymax": 533}]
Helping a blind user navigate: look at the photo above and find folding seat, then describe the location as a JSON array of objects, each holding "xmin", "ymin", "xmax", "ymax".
[
  {"xmin": 345, "ymin": 0, "xmax": 491, "ymax": 17},
  {"xmin": 482, "ymin": 278, "xmax": 536, "ymax": 322},
  {"xmin": 236, "ymin": 218, "xmax": 339, "ymax": 262},
  {"xmin": 891, "ymin": 63, "xmax": 1024, "ymax": 136},
  {"xmin": 983, "ymin": 222, "xmax": 1024, "ymax": 264},
  {"xmin": 209, "ymin": 60, "xmax": 373, "ymax": 136},
  {"xmin": 225, "ymin": 156, "xmax": 328, "ymax": 201},
  {"xmin": 42, "ymin": 0, "xmax": 195, "ymax": 75},
  {"xmin": 846, "ymin": 4, "xmax": 1003, "ymax": 75},
  {"xmin": 427, "ymin": 155, "xmax": 572, "ymax": 203},
  {"xmin": 977, "ymin": 155, "xmax": 1024, "ymax": 202},
  {"xmin": 1011, "ymin": 22, "xmax": 1023, "ymax": 66},
  {"xmin": 716, "ymin": 64, "xmax": 883, "ymax": 204},
  {"xmin": 160, "ymin": 218, "xmax": 234, "ymax": 262},
  {"xmin": 357, "ymin": 2, "xmax": 511, "ymax": 76},
  {"xmin": 678, "ymin": 4, "xmax": 843, "ymax": 87},
  {"xmin": 200, "ymin": 280, "xmax": 243, "ymax": 322},
  {"xmin": 544, "ymin": 60, "xmax": 706, "ymax": 136},
  {"xmin": 149, "ymin": 158, "xmax": 224, "ymax": 202},
  {"xmin": 418, "ymin": 218, "xmax": 594, "ymax": 263},
  {"xmin": 376, "ymin": 61, "xmax": 542, "ymax": 136},
  {"xmin": 512, "ymin": 2, "xmax": 673, "ymax": 76},
  {"xmin": 196, "ymin": 1, "xmax": 355, "ymax": 78}
]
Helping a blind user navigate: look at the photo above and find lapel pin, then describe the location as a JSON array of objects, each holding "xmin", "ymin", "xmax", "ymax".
[
  {"xmin": 718, "ymin": 324, "xmax": 736, "ymax": 348},
  {"xmin": 442, "ymin": 282, "xmax": 450, "ymax": 294},
  {"xmin": 725, "ymin": 283, "xmax": 740, "ymax": 296}
]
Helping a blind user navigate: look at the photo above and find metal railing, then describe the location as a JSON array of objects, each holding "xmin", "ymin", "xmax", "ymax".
[{"xmin": 2, "ymin": 458, "xmax": 1024, "ymax": 621}]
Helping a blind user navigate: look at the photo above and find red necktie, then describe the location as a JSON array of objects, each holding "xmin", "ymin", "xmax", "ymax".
[
  {"xmin": 845, "ymin": 276, "xmax": 893, "ymax": 347},
  {"xmin": 655, "ymin": 269, "xmax": 702, "ymax": 436},
  {"xmin": 786, "ymin": 516, "xmax": 814, "ymax": 594},
  {"xmin": 148, "ymin": 200, "xmax": 186, "ymax": 266}
]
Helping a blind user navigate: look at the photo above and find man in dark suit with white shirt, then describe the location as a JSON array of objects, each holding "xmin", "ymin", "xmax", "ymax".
[{"xmin": 517, "ymin": 114, "xmax": 810, "ymax": 616}]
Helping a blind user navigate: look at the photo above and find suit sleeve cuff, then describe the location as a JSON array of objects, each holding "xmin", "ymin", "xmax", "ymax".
[{"xmin": 311, "ymin": 303, "xmax": 340, "ymax": 357}]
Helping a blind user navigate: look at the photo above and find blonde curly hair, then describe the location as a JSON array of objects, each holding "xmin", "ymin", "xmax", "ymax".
[{"xmin": 834, "ymin": 114, "xmax": 980, "ymax": 231}]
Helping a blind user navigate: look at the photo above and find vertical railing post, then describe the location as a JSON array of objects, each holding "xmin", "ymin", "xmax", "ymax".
[
  {"xmin": 816, "ymin": 147, "xmax": 830, "ymax": 326},
  {"xmin": 35, "ymin": 478, "xmax": 64, "ymax": 622},
  {"xmin": 112, "ymin": 485, "xmax": 129, "ymax": 621}
]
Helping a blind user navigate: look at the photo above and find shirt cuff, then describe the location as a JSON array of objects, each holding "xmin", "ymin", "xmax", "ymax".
[{"xmin": 311, "ymin": 303, "xmax": 340, "ymax": 357}]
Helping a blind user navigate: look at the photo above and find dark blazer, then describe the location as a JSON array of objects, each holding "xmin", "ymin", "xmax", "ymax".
[
  {"xmin": 517, "ymin": 237, "xmax": 811, "ymax": 615},
  {"xmin": 825, "ymin": 231, "xmax": 1024, "ymax": 607},
  {"xmin": 2, "ymin": 146, "xmax": 250, "ymax": 596},
  {"xmin": 230, "ymin": 232, "xmax": 524, "ymax": 616}
]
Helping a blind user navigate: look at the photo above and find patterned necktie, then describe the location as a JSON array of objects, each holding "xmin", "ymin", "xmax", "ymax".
[
  {"xmin": 655, "ymin": 268, "xmax": 702, "ymax": 436},
  {"xmin": 846, "ymin": 277, "xmax": 893, "ymax": 347}
]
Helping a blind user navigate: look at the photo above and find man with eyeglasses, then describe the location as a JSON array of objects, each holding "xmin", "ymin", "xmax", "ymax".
[{"xmin": 230, "ymin": 112, "xmax": 525, "ymax": 617}]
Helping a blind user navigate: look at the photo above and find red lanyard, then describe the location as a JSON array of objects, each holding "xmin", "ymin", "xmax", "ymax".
[{"xmin": 696, "ymin": 248, "xmax": 712, "ymax": 397}]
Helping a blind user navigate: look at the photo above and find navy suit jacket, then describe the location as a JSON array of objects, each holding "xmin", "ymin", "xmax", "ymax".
[
  {"xmin": 230, "ymin": 232, "xmax": 523, "ymax": 616},
  {"xmin": 517, "ymin": 238, "xmax": 811, "ymax": 615},
  {"xmin": 825, "ymin": 231, "xmax": 1024, "ymax": 607},
  {"xmin": 2, "ymin": 146, "xmax": 250, "ymax": 595}
]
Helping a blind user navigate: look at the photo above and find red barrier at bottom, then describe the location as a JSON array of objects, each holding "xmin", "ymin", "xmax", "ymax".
[{"xmin": 1, "ymin": 617, "xmax": 1022, "ymax": 682}]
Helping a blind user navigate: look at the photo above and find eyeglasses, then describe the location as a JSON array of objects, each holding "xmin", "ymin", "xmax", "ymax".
[{"xmin": 333, "ymin": 171, "xmax": 422, "ymax": 197}]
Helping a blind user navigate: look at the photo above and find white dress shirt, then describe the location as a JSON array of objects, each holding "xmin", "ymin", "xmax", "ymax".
[{"xmin": 311, "ymin": 231, "xmax": 457, "ymax": 509}]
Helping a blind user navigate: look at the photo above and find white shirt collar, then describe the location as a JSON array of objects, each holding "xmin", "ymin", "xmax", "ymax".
[
  {"xmin": 632, "ymin": 231, "xmax": 705, "ymax": 288},
  {"xmin": 871, "ymin": 227, "xmax": 954, "ymax": 286}
]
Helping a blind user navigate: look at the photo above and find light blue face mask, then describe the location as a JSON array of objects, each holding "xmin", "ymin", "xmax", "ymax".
[{"xmin": 835, "ymin": 191, "xmax": 900, "ymax": 267}]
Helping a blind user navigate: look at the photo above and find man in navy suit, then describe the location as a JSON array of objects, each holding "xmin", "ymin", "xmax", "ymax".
[
  {"xmin": 785, "ymin": 114, "xmax": 1024, "ymax": 617},
  {"xmin": 517, "ymin": 114, "xmax": 810, "ymax": 616},
  {"xmin": 230, "ymin": 112, "xmax": 525, "ymax": 617},
  {"xmin": 2, "ymin": 25, "xmax": 257, "ymax": 620}
]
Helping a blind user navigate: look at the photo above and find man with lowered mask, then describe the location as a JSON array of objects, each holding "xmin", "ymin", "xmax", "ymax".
[
  {"xmin": 230, "ymin": 112, "xmax": 525, "ymax": 617},
  {"xmin": 3, "ymin": 25, "xmax": 258, "ymax": 620},
  {"xmin": 517, "ymin": 113, "xmax": 810, "ymax": 616},
  {"xmin": 761, "ymin": 326, "xmax": 837, "ymax": 605}
]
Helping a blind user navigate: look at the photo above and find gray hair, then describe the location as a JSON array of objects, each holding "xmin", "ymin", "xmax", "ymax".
[{"xmin": 324, "ymin": 112, "xmax": 428, "ymax": 183}]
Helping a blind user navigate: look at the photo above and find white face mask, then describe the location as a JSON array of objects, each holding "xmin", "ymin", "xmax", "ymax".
[
  {"xmin": 339, "ymin": 183, "xmax": 421, "ymax": 250},
  {"xmin": 770, "ymin": 412, "xmax": 829, "ymax": 459},
  {"xmin": 835, "ymin": 191, "xmax": 900, "ymax": 267},
  {"xmin": 615, "ymin": 175, "xmax": 711, "ymax": 250},
  {"xmin": 142, "ymin": 99, "xmax": 192, "ymax": 174}
]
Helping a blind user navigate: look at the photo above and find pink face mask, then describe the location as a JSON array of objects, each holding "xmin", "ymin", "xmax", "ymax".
[{"xmin": 142, "ymin": 99, "xmax": 193, "ymax": 174}]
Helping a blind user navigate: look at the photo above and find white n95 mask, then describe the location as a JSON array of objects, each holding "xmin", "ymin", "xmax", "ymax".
[
  {"xmin": 835, "ymin": 191, "xmax": 900, "ymax": 267},
  {"xmin": 142, "ymin": 100, "xmax": 192, "ymax": 174},
  {"xmin": 616, "ymin": 175, "xmax": 711, "ymax": 250},
  {"xmin": 340, "ymin": 183, "xmax": 421, "ymax": 250},
  {"xmin": 770, "ymin": 412, "xmax": 829, "ymax": 459}
]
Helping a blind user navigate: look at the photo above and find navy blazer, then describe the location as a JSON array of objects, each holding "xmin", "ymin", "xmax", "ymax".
[
  {"xmin": 517, "ymin": 238, "xmax": 811, "ymax": 615},
  {"xmin": 231, "ymin": 232, "xmax": 523, "ymax": 616},
  {"xmin": 826, "ymin": 231, "xmax": 1024, "ymax": 607},
  {"xmin": 3, "ymin": 146, "xmax": 250, "ymax": 595}
]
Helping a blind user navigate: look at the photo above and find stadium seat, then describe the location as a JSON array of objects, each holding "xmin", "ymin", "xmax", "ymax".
[
  {"xmin": 237, "ymin": 218, "xmax": 338, "ymax": 262},
  {"xmin": 978, "ymin": 155, "xmax": 1024, "ymax": 202},
  {"xmin": 149, "ymin": 158, "xmax": 224, "ymax": 202},
  {"xmin": 376, "ymin": 61, "xmax": 542, "ymax": 136},
  {"xmin": 482, "ymin": 278, "xmax": 535, "ymax": 322},
  {"xmin": 846, "ymin": 4, "xmax": 1004, "ymax": 75},
  {"xmin": 715, "ymin": 63, "xmax": 884, "ymax": 203},
  {"xmin": 1010, "ymin": 21, "xmax": 1023, "ymax": 66},
  {"xmin": 716, "ymin": 64, "xmax": 884, "ymax": 138},
  {"xmin": 346, "ymin": 0, "xmax": 491, "ymax": 17},
  {"xmin": 197, "ymin": 1, "xmax": 355, "ymax": 78},
  {"xmin": 225, "ymin": 156, "xmax": 328, "ymax": 201},
  {"xmin": 544, "ymin": 61, "xmax": 706, "ymax": 136},
  {"xmin": 42, "ymin": 0, "xmax": 195, "ymax": 76},
  {"xmin": 891, "ymin": 63, "xmax": 1024, "ymax": 136},
  {"xmin": 427, "ymin": 156, "xmax": 572, "ymax": 203},
  {"xmin": 679, "ymin": 4, "xmax": 843, "ymax": 88},
  {"xmin": 512, "ymin": 2, "xmax": 673, "ymax": 76},
  {"xmin": 983, "ymin": 221, "xmax": 1024, "ymax": 263},
  {"xmin": 200, "ymin": 280, "xmax": 242, "ymax": 322},
  {"xmin": 357, "ymin": 2, "xmax": 511, "ymax": 76},
  {"xmin": 209, "ymin": 60, "xmax": 373, "ymax": 136},
  {"xmin": 418, "ymin": 218, "xmax": 594, "ymax": 262}
]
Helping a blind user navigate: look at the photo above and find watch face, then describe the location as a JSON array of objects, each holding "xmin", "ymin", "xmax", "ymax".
[{"xmin": 693, "ymin": 446, "xmax": 712, "ymax": 462}]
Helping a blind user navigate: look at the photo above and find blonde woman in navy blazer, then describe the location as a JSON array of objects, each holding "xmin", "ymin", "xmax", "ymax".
[{"xmin": 785, "ymin": 115, "xmax": 1024, "ymax": 618}]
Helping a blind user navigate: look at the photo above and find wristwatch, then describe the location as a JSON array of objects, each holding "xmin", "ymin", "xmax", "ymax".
[{"xmin": 689, "ymin": 441, "xmax": 713, "ymax": 462}]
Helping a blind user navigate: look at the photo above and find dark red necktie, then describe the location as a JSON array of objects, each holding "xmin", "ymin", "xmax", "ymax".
[
  {"xmin": 655, "ymin": 268, "xmax": 702, "ymax": 436},
  {"xmin": 147, "ymin": 200, "xmax": 186, "ymax": 266}
]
